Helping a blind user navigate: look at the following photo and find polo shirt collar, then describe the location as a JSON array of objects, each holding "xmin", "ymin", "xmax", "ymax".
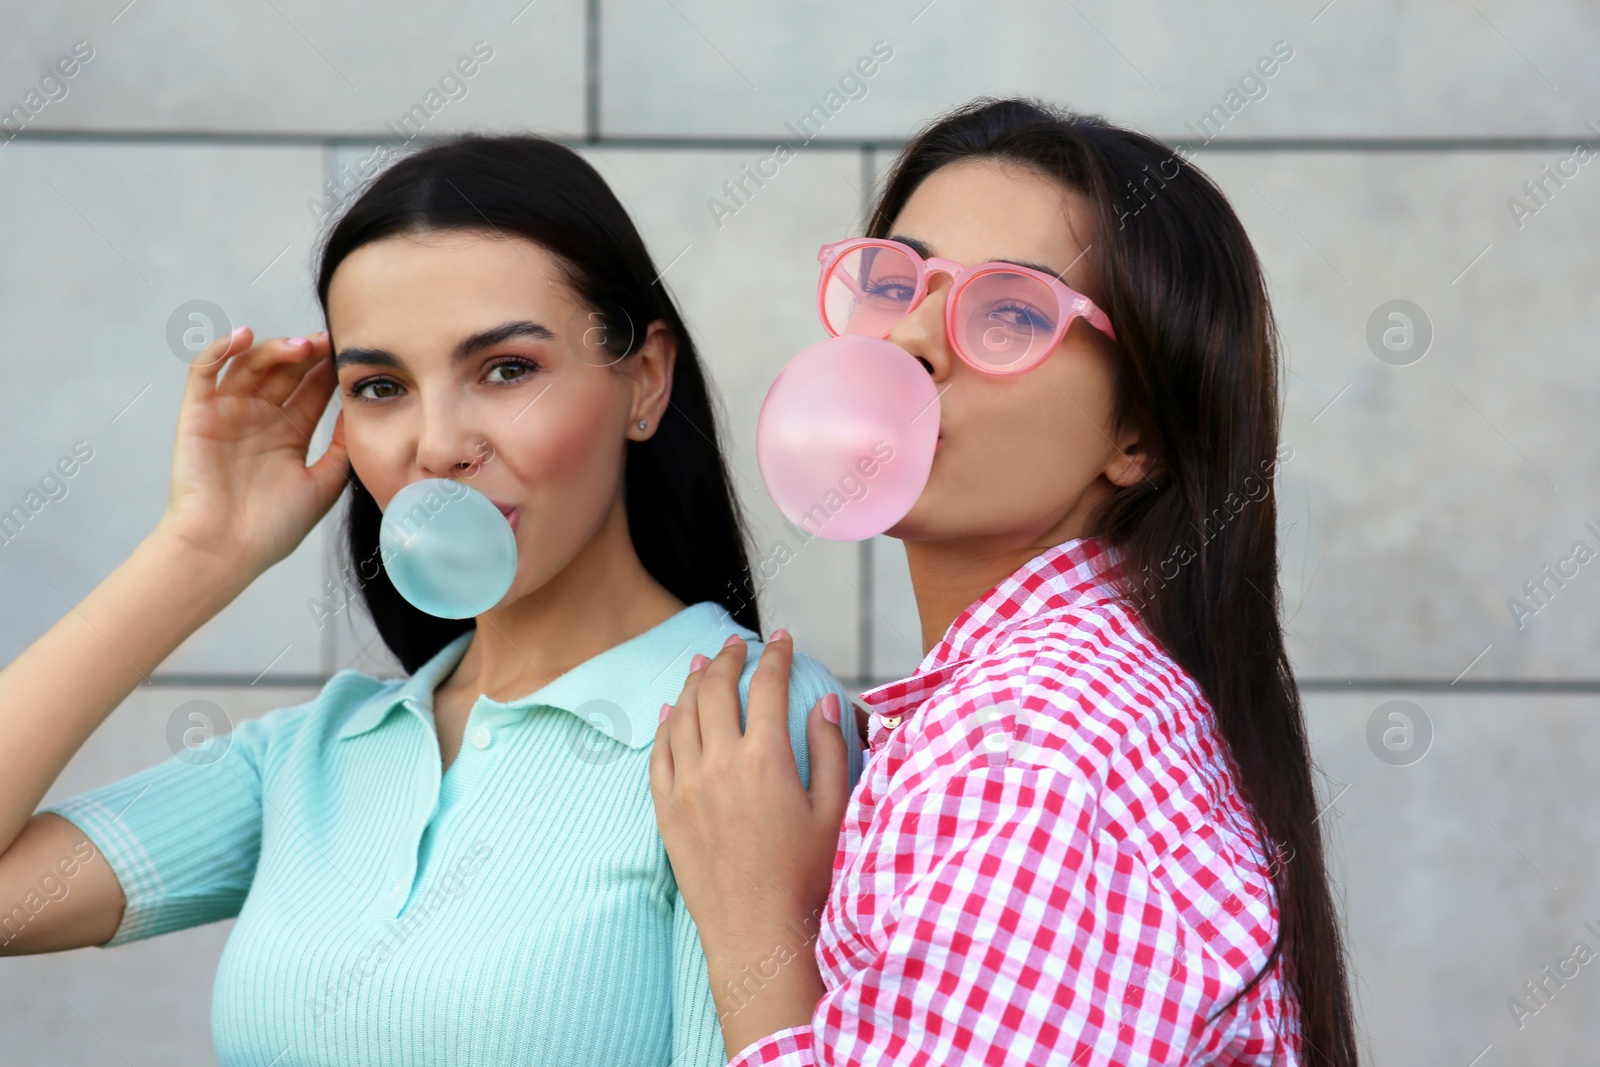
[{"xmin": 336, "ymin": 600, "xmax": 752, "ymax": 748}]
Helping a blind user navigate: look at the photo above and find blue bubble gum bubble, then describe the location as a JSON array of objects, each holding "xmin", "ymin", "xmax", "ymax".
[{"xmin": 378, "ymin": 478, "xmax": 518, "ymax": 619}]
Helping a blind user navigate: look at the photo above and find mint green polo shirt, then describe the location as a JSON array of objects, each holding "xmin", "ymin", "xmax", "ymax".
[{"xmin": 40, "ymin": 600, "xmax": 863, "ymax": 1066}]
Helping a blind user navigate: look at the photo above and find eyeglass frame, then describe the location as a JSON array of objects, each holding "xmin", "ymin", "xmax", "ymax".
[{"xmin": 814, "ymin": 236, "xmax": 1118, "ymax": 376}]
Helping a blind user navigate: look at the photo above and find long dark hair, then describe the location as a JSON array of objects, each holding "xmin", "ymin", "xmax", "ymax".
[
  {"xmin": 313, "ymin": 134, "xmax": 760, "ymax": 673},
  {"xmin": 868, "ymin": 98, "xmax": 1358, "ymax": 1064}
]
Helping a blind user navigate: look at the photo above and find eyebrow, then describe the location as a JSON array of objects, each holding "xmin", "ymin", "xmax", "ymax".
[
  {"xmin": 332, "ymin": 319, "xmax": 556, "ymax": 371},
  {"xmin": 888, "ymin": 233, "xmax": 1065, "ymax": 281}
]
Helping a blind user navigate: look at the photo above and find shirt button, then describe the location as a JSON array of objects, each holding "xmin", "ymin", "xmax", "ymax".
[
  {"xmin": 469, "ymin": 725, "xmax": 492, "ymax": 750},
  {"xmin": 389, "ymin": 879, "xmax": 404, "ymax": 896}
]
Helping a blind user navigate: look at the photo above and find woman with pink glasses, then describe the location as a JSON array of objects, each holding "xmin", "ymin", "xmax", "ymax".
[{"xmin": 653, "ymin": 98, "xmax": 1359, "ymax": 1066}]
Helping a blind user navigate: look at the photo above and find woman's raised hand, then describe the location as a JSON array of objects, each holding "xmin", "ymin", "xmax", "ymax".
[{"xmin": 158, "ymin": 326, "xmax": 350, "ymax": 581}]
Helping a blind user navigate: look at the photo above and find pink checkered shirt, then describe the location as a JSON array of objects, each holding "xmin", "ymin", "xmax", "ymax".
[{"xmin": 728, "ymin": 535, "xmax": 1301, "ymax": 1066}]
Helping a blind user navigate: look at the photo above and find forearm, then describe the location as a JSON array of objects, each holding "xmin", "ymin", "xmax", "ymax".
[
  {"xmin": 0, "ymin": 523, "xmax": 248, "ymax": 851},
  {"xmin": 707, "ymin": 913, "xmax": 828, "ymax": 1060}
]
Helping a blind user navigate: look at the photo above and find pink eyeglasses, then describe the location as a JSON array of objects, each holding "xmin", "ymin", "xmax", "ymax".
[{"xmin": 816, "ymin": 237, "xmax": 1117, "ymax": 375}]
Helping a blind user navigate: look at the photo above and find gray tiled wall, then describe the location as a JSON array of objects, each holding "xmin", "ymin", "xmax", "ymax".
[{"xmin": 4, "ymin": 2, "xmax": 1599, "ymax": 1064}]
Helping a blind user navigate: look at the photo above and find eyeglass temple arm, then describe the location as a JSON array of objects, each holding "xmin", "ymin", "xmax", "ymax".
[{"xmin": 1078, "ymin": 301, "xmax": 1117, "ymax": 343}]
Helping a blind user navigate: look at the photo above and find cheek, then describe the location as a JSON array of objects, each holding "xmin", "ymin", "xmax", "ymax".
[
  {"xmin": 923, "ymin": 371, "xmax": 1114, "ymax": 521},
  {"xmin": 499, "ymin": 398, "xmax": 627, "ymax": 570},
  {"xmin": 1032, "ymin": 348, "xmax": 1120, "ymax": 473},
  {"xmin": 507, "ymin": 390, "xmax": 624, "ymax": 492},
  {"xmin": 957, "ymin": 394, "xmax": 1095, "ymax": 488},
  {"xmin": 343, "ymin": 418, "xmax": 413, "ymax": 504}
]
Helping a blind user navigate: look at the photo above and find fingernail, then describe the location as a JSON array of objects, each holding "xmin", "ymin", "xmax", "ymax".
[
  {"xmin": 770, "ymin": 627, "xmax": 789, "ymax": 642},
  {"xmin": 822, "ymin": 694, "xmax": 840, "ymax": 724},
  {"xmin": 690, "ymin": 654, "xmax": 710, "ymax": 671},
  {"xmin": 659, "ymin": 702, "xmax": 672, "ymax": 722},
  {"xmin": 229, "ymin": 325, "xmax": 247, "ymax": 338},
  {"xmin": 286, "ymin": 336, "xmax": 307, "ymax": 347},
  {"xmin": 723, "ymin": 634, "xmax": 743, "ymax": 649}
]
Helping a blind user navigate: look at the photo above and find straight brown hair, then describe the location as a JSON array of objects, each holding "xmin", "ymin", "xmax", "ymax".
[
  {"xmin": 868, "ymin": 97, "xmax": 1358, "ymax": 1065},
  {"xmin": 313, "ymin": 134, "xmax": 761, "ymax": 672}
]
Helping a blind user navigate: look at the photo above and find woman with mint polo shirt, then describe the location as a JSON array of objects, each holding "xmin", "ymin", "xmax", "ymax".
[{"xmin": 0, "ymin": 134, "xmax": 862, "ymax": 1067}]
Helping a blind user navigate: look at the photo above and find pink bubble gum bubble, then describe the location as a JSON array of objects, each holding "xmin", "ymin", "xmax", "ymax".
[{"xmin": 756, "ymin": 335, "xmax": 939, "ymax": 541}]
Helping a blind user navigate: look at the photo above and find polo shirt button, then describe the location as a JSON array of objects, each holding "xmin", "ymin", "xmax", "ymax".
[
  {"xmin": 469, "ymin": 725, "xmax": 492, "ymax": 750},
  {"xmin": 389, "ymin": 880, "xmax": 404, "ymax": 896}
]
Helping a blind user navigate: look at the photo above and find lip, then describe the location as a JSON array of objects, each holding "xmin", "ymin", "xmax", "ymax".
[{"xmin": 487, "ymin": 499, "xmax": 520, "ymax": 533}]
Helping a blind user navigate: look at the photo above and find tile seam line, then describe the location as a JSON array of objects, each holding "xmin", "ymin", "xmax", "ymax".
[
  {"xmin": 7, "ymin": 131, "xmax": 1600, "ymax": 152},
  {"xmin": 141, "ymin": 674, "xmax": 1600, "ymax": 694}
]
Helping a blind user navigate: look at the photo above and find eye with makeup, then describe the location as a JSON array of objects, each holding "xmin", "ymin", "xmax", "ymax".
[
  {"xmin": 346, "ymin": 355, "xmax": 543, "ymax": 403},
  {"xmin": 862, "ymin": 273, "xmax": 916, "ymax": 308},
  {"xmin": 979, "ymin": 301, "xmax": 1053, "ymax": 333}
]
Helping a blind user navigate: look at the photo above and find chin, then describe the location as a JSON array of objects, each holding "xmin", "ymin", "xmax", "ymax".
[{"xmin": 882, "ymin": 497, "xmax": 937, "ymax": 541}]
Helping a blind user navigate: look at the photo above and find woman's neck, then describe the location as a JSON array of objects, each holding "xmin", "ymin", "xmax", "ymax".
[
  {"xmin": 902, "ymin": 508, "xmax": 1103, "ymax": 656},
  {"xmin": 902, "ymin": 540, "xmax": 1030, "ymax": 656},
  {"xmin": 438, "ymin": 499, "xmax": 687, "ymax": 704}
]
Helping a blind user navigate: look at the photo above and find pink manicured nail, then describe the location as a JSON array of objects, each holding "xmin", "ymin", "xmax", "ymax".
[
  {"xmin": 770, "ymin": 627, "xmax": 790, "ymax": 642},
  {"xmin": 723, "ymin": 634, "xmax": 743, "ymax": 649},
  {"xmin": 229, "ymin": 325, "xmax": 247, "ymax": 338},
  {"xmin": 822, "ymin": 694, "xmax": 840, "ymax": 724},
  {"xmin": 286, "ymin": 336, "xmax": 307, "ymax": 347},
  {"xmin": 659, "ymin": 702, "xmax": 672, "ymax": 722},
  {"xmin": 690, "ymin": 654, "xmax": 710, "ymax": 671}
]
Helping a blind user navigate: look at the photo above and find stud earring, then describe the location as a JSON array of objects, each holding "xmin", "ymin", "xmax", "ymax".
[{"xmin": 637, "ymin": 420, "xmax": 648, "ymax": 430}]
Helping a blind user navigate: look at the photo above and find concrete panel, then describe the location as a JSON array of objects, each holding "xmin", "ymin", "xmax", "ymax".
[
  {"xmin": 0, "ymin": 141, "xmax": 336, "ymax": 680},
  {"xmin": 1, "ymin": 1, "xmax": 585, "ymax": 137},
  {"xmin": 601, "ymin": 0, "xmax": 1600, "ymax": 141},
  {"xmin": 1304, "ymin": 690, "xmax": 1600, "ymax": 1067},
  {"xmin": 1202, "ymin": 150, "xmax": 1600, "ymax": 683}
]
